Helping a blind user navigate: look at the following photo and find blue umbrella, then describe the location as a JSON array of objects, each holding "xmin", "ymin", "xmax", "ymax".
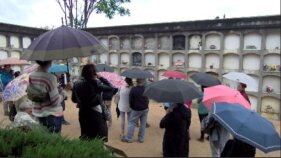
[
  {"xmin": 49, "ymin": 64, "xmax": 68, "ymax": 73},
  {"xmin": 211, "ymin": 102, "xmax": 281, "ymax": 153}
]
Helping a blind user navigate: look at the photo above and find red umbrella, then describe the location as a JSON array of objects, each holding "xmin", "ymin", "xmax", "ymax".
[
  {"xmin": 162, "ymin": 70, "xmax": 188, "ymax": 79},
  {"xmin": 202, "ymin": 85, "xmax": 251, "ymax": 110}
]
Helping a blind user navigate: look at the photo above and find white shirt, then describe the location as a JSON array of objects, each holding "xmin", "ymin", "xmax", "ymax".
[
  {"xmin": 14, "ymin": 112, "xmax": 38, "ymax": 125},
  {"xmin": 118, "ymin": 86, "xmax": 132, "ymax": 112}
]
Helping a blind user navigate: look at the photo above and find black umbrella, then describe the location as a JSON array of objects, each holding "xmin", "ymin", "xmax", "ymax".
[
  {"xmin": 143, "ymin": 79, "xmax": 201, "ymax": 103},
  {"xmin": 21, "ymin": 25, "xmax": 107, "ymax": 61},
  {"xmin": 96, "ymin": 64, "xmax": 114, "ymax": 72},
  {"xmin": 121, "ymin": 68, "xmax": 153, "ymax": 79},
  {"xmin": 190, "ymin": 72, "xmax": 221, "ymax": 87}
]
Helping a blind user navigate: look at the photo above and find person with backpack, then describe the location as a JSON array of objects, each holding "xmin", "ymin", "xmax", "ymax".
[{"xmin": 27, "ymin": 60, "xmax": 66, "ymax": 134}]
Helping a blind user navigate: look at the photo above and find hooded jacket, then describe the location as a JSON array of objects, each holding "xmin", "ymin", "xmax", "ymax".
[{"xmin": 160, "ymin": 103, "xmax": 192, "ymax": 157}]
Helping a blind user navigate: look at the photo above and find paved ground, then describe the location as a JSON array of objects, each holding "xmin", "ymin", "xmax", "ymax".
[{"xmin": 1, "ymin": 91, "xmax": 280, "ymax": 157}]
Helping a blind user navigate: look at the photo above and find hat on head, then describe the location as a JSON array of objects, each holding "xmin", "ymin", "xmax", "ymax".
[{"xmin": 18, "ymin": 99, "xmax": 33, "ymax": 111}]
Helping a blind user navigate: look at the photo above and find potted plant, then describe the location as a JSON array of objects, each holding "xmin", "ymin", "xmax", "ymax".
[
  {"xmin": 246, "ymin": 45, "xmax": 256, "ymax": 49},
  {"xmin": 209, "ymin": 64, "xmax": 214, "ymax": 69},
  {"xmin": 270, "ymin": 65, "xmax": 277, "ymax": 71},
  {"xmin": 263, "ymin": 64, "xmax": 268, "ymax": 71},
  {"xmin": 147, "ymin": 62, "xmax": 152, "ymax": 66}
]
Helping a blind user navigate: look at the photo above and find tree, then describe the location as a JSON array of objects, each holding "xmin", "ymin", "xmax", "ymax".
[{"xmin": 56, "ymin": 0, "xmax": 131, "ymax": 29}]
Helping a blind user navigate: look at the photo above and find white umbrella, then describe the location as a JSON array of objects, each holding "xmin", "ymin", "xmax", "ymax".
[{"xmin": 222, "ymin": 72, "xmax": 258, "ymax": 92}]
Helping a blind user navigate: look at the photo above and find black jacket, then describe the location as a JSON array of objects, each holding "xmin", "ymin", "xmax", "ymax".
[
  {"xmin": 129, "ymin": 85, "xmax": 149, "ymax": 111},
  {"xmin": 99, "ymin": 79, "xmax": 118, "ymax": 101},
  {"xmin": 71, "ymin": 77, "xmax": 113, "ymax": 110},
  {"xmin": 221, "ymin": 138, "xmax": 256, "ymax": 157},
  {"xmin": 160, "ymin": 104, "xmax": 191, "ymax": 157}
]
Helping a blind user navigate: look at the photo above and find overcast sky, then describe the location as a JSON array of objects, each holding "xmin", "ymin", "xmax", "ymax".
[{"xmin": 0, "ymin": 0, "xmax": 280, "ymax": 28}]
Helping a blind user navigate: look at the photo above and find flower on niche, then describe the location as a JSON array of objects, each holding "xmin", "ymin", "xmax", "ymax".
[{"xmin": 266, "ymin": 85, "xmax": 273, "ymax": 93}]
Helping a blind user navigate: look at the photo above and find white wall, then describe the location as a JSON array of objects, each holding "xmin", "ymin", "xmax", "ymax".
[
  {"xmin": 109, "ymin": 53, "xmax": 118, "ymax": 66},
  {"xmin": 172, "ymin": 53, "xmax": 185, "ymax": 64},
  {"xmin": 205, "ymin": 34, "xmax": 221, "ymax": 50},
  {"xmin": 100, "ymin": 53, "xmax": 108, "ymax": 64},
  {"xmin": 0, "ymin": 34, "xmax": 6, "ymax": 47},
  {"xmin": 205, "ymin": 54, "xmax": 220, "ymax": 69},
  {"xmin": 264, "ymin": 54, "xmax": 280, "ymax": 65},
  {"xmin": 158, "ymin": 53, "xmax": 170, "ymax": 68},
  {"xmin": 244, "ymin": 33, "xmax": 262, "ymax": 50},
  {"xmin": 132, "ymin": 37, "xmax": 143, "ymax": 49},
  {"xmin": 266, "ymin": 32, "xmax": 280, "ymax": 50},
  {"xmin": 158, "ymin": 70, "xmax": 166, "ymax": 80},
  {"xmin": 11, "ymin": 51, "xmax": 20, "ymax": 59},
  {"xmin": 248, "ymin": 95, "xmax": 258, "ymax": 112},
  {"xmin": 262, "ymin": 76, "xmax": 280, "ymax": 93},
  {"xmin": 10, "ymin": 35, "xmax": 20, "ymax": 48},
  {"xmin": 224, "ymin": 34, "xmax": 240, "ymax": 50},
  {"xmin": 100, "ymin": 38, "xmax": 108, "ymax": 47},
  {"xmin": 145, "ymin": 38, "xmax": 156, "ymax": 50},
  {"xmin": 189, "ymin": 35, "xmax": 201, "ymax": 49},
  {"xmin": 159, "ymin": 36, "xmax": 170, "ymax": 50},
  {"xmin": 0, "ymin": 50, "xmax": 8, "ymax": 60},
  {"xmin": 188, "ymin": 54, "xmax": 201, "ymax": 68},
  {"xmin": 144, "ymin": 53, "xmax": 155, "ymax": 66},
  {"xmin": 22, "ymin": 37, "xmax": 31, "ymax": 48},
  {"xmin": 120, "ymin": 53, "xmax": 130, "ymax": 64},
  {"xmin": 261, "ymin": 97, "xmax": 280, "ymax": 115},
  {"xmin": 223, "ymin": 54, "xmax": 239, "ymax": 69},
  {"xmin": 242, "ymin": 54, "xmax": 260, "ymax": 70}
]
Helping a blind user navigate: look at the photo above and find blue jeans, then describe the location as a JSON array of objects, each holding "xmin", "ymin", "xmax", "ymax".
[
  {"xmin": 126, "ymin": 109, "xmax": 149, "ymax": 142},
  {"xmin": 38, "ymin": 115, "xmax": 63, "ymax": 134}
]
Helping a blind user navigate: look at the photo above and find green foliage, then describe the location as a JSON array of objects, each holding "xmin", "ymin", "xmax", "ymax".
[
  {"xmin": 0, "ymin": 127, "xmax": 113, "ymax": 157},
  {"xmin": 57, "ymin": 0, "xmax": 131, "ymax": 29},
  {"xmin": 95, "ymin": 0, "xmax": 131, "ymax": 19}
]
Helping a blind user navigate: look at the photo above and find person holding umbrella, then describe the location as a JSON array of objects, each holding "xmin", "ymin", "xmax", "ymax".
[
  {"xmin": 122, "ymin": 79, "xmax": 149, "ymax": 143},
  {"xmin": 197, "ymin": 86, "xmax": 209, "ymax": 142},
  {"xmin": 0, "ymin": 64, "xmax": 14, "ymax": 116},
  {"xmin": 27, "ymin": 60, "xmax": 66, "ymax": 133},
  {"xmin": 160, "ymin": 102, "xmax": 191, "ymax": 157}
]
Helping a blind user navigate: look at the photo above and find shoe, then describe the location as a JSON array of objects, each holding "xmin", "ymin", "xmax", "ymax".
[
  {"xmin": 146, "ymin": 123, "xmax": 150, "ymax": 128},
  {"xmin": 197, "ymin": 138, "xmax": 204, "ymax": 142},
  {"xmin": 121, "ymin": 138, "xmax": 132, "ymax": 143},
  {"xmin": 138, "ymin": 140, "xmax": 144, "ymax": 143},
  {"xmin": 206, "ymin": 136, "xmax": 209, "ymax": 140},
  {"xmin": 62, "ymin": 120, "xmax": 70, "ymax": 125}
]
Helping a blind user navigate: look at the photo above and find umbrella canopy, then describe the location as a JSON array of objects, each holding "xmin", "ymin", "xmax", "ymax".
[
  {"xmin": 0, "ymin": 58, "xmax": 30, "ymax": 66},
  {"xmin": 223, "ymin": 72, "xmax": 258, "ymax": 92},
  {"xmin": 162, "ymin": 70, "xmax": 188, "ymax": 79},
  {"xmin": 211, "ymin": 102, "xmax": 281, "ymax": 153},
  {"xmin": 3, "ymin": 73, "xmax": 29, "ymax": 102},
  {"xmin": 190, "ymin": 72, "xmax": 221, "ymax": 86},
  {"xmin": 143, "ymin": 79, "xmax": 201, "ymax": 103},
  {"xmin": 23, "ymin": 64, "xmax": 39, "ymax": 74},
  {"xmin": 121, "ymin": 68, "xmax": 153, "ymax": 79},
  {"xmin": 21, "ymin": 25, "xmax": 107, "ymax": 61},
  {"xmin": 96, "ymin": 64, "xmax": 114, "ymax": 72},
  {"xmin": 49, "ymin": 64, "xmax": 68, "ymax": 73},
  {"xmin": 202, "ymin": 85, "xmax": 251, "ymax": 110},
  {"xmin": 98, "ymin": 72, "xmax": 127, "ymax": 88}
]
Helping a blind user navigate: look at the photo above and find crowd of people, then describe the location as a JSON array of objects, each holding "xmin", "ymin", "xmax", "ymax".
[{"xmin": 1, "ymin": 62, "xmax": 258, "ymax": 157}]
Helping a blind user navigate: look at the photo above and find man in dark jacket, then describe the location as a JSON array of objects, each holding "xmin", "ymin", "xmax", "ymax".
[
  {"xmin": 160, "ymin": 103, "xmax": 191, "ymax": 157},
  {"xmin": 122, "ymin": 79, "xmax": 149, "ymax": 143}
]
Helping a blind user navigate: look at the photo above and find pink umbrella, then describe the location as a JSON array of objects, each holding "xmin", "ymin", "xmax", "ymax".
[
  {"xmin": 202, "ymin": 85, "xmax": 251, "ymax": 110},
  {"xmin": 98, "ymin": 72, "xmax": 127, "ymax": 88},
  {"xmin": 162, "ymin": 70, "xmax": 188, "ymax": 79},
  {"xmin": 0, "ymin": 57, "xmax": 30, "ymax": 66}
]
